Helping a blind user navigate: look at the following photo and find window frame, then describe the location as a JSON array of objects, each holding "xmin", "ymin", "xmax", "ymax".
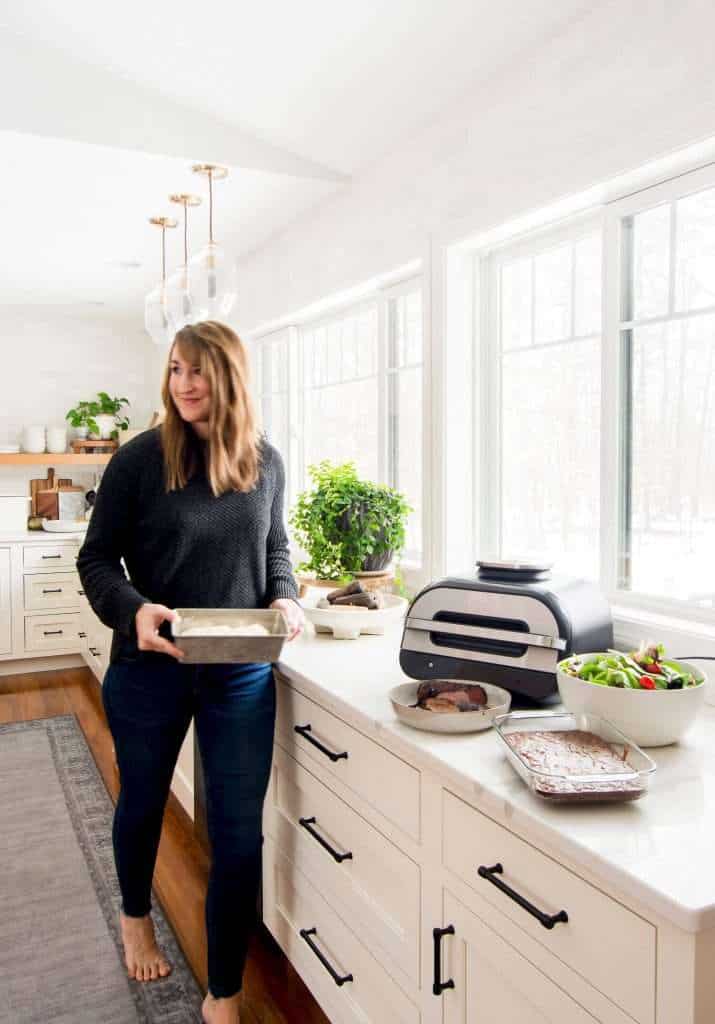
[
  {"xmin": 472, "ymin": 163, "xmax": 715, "ymax": 631},
  {"xmin": 253, "ymin": 275, "xmax": 427, "ymax": 575}
]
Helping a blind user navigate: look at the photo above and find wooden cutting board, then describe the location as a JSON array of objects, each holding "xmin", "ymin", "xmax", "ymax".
[{"xmin": 30, "ymin": 468, "xmax": 76, "ymax": 516}]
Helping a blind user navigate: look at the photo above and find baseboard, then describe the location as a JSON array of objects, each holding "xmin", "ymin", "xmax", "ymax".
[
  {"xmin": 0, "ymin": 653, "xmax": 85, "ymax": 677},
  {"xmin": 171, "ymin": 764, "xmax": 195, "ymax": 821}
]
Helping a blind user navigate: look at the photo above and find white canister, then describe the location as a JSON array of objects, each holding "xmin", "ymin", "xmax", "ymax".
[
  {"xmin": 22, "ymin": 425, "xmax": 46, "ymax": 453},
  {"xmin": 47, "ymin": 426, "xmax": 68, "ymax": 454}
]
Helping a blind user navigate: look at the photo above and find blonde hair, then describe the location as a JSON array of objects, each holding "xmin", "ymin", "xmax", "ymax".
[{"xmin": 160, "ymin": 321, "xmax": 262, "ymax": 496}]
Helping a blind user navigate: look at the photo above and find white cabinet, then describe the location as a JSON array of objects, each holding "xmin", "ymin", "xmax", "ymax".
[
  {"xmin": 264, "ymin": 669, "xmax": 715, "ymax": 1024},
  {"xmin": 440, "ymin": 889, "xmax": 597, "ymax": 1023},
  {"xmin": 0, "ymin": 547, "xmax": 11, "ymax": 655}
]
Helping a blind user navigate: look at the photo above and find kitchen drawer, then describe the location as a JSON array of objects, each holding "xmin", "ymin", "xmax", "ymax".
[
  {"xmin": 442, "ymin": 790, "xmax": 655, "ymax": 1024},
  {"xmin": 23, "ymin": 543, "xmax": 77, "ymax": 572},
  {"xmin": 267, "ymin": 745, "xmax": 420, "ymax": 983},
  {"xmin": 24, "ymin": 612, "xmax": 80, "ymax": 652},
  {"xmin": 275, "ymin": 677, "xmax": 420, "ymax": 840},
  {"xmin": 263, "ymin": 836, "xmax": 419, "ymax": 1024},
  {"xmin": 23, "ymin": 572, "xmax": 80, "ymax": 611}
]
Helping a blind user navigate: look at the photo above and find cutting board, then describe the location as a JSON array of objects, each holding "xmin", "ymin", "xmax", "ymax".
[{"xmin": 31, "ymin": 468, "xmax": 78, "ymax": 518}]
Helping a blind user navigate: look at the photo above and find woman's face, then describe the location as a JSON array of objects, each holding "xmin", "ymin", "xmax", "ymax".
[{"xmin": 169, "ymin": 344, "xmax": 212, "ymax": 434}]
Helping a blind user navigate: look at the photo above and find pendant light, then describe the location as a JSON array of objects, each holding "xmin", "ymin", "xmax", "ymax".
[
  {"xmin": 144, "ymin": 216, "xmax": 178, "ymax": 346},
  {"xmin": 165, "ymin": 192, "xmax": 202, "ymax": 331},
  {"xmin": 188, "ymin": 163, "xmax": 238, "ymax": 319}
]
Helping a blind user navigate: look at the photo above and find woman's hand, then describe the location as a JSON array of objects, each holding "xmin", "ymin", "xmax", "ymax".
[
  {"xmin": 270, "ymin": 598, "xmax": 305, "ymax": 641},
  {"xmin": 135, "ymin": 603, "xmax": 186, "ymax": 660}
]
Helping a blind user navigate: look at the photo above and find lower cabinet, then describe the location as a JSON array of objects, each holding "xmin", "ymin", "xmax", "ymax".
[
  {"xmin": 439, "ymin": 889, "xmax": 596, "ymax": 1023},
  {"xmin": 0, "ymin": 547, "xmax": 11, "ymax": 655},
  {"xmin": 264, "ymin": 674, "xmax": 715, "ymax": 1024}
]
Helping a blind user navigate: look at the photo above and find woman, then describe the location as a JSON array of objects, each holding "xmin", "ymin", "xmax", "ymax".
[{"xmin": 77, "ymin": 320, "xmax": 304, "ymax": 1024}]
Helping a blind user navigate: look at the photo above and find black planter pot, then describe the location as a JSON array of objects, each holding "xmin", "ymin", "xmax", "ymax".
[{"xmin": 336, "ymin": 505, "xmax": 394, "ymax": 572}]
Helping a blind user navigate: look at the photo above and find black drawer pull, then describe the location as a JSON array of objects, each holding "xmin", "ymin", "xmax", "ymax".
[
  {"xmin": 432, "ymin": 925, "xmax": 455, "ymax": 995},
  {"xmin": 43, "ymin": 630, "xmax": 63, "ymax": 636},
  {"xmin": 78, "ymin": 632, "xmax": 87, "ymax": 638},
  {"xmin": 89, "ymin": 647, "xmax": 100, "ymax": 656},
  {"xmin": 299, "ymin": 928, "xmax": 353, "ymax": 986},
  {"xmin": 42, "ymin": 588, "xmax": 63, "ymax": 594},
  {"xmin": 41, "ymin": 554, "xmax": 62, "ymax": 559},
  {"xmin": 294, "ymin": 723, "xmax": 348, "ymax": 763},
  {"xmin": 299, "ymin": 816, "xmax": 353, "ymax": 863},
  {"xmin": 478, "ymin": 863, "xmax": 568, "ymax": 930},
  {"xmin": 77, "ymin": 589, "xmax": 85, "ymax": 596}
]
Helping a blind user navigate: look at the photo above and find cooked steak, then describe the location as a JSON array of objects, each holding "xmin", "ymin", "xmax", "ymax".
[{"xmin": 416, "ymin": 680, "xmax": 488, "ymax": 712}]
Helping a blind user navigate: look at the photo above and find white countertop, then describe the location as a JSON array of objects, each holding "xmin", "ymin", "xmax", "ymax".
[
  {"xmin": 278, "ymin": 623, "xmax": 715, "ymax": 934},
  {"xmin": 0, "ymin": 529, "xmax": 85, "ymax": 542}
]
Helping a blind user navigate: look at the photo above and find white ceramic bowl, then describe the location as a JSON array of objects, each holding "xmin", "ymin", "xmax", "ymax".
[
  {"xmin": 389, "ymin": 681, "xmax": 512, "ymax": 734},
  {"xmin": 557, "ymin": 654, "xmax": 707, "ymax": 747},
  {"xmin": 300, "ymin": 592, "xmax": 408, "ymax": 639}
]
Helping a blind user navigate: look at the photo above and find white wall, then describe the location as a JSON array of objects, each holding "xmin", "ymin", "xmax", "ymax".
[
  {"xmin": 0, "ymin": 306, "xmax": 162, "ymax": 495},
  {"xmin": 2, "ymin": 306, "xmax": 160, "ymax": 448},
  {"xmin": 235, "ymin": 1, "xmax": 715, "ymax": 331}
]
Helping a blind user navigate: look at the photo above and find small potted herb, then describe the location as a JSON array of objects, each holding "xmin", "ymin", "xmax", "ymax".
[
  {"xmin": 66, "ymin": 393, "xmax": 130, "ymax": 440},
  {"xmin": 289, "ymin": 461, "xmax": 412, "ymax": 581}
]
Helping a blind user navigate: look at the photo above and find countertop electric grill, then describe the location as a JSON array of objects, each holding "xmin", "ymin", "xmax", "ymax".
[{"xmin": 399, "ymin": 563, "xmax": 613, "ymax": 702}]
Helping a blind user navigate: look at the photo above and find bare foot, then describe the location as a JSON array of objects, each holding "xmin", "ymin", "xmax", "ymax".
[
  {"xmin": 119, "ymin": 910, "xmax": 172, "ymax": 982},
  {"xmin": 202, "ymin": 990, "xmax": 240, "ymax": 1024}
]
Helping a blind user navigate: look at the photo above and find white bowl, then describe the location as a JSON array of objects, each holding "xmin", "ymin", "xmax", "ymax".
[
  {"xmin": 41, "ymin": 518, "xmax": 89, "ymax": 533},
  {"xmin": 300, "ymin": 592, "xmax": 408, "ymax": 639},
  {"xmin": 557, "ymin": 654, "xmax": 707, "ymax": 747},
  {"xmin": 389, "ymin": 681, "xmax": 512, "ymax": 733}
]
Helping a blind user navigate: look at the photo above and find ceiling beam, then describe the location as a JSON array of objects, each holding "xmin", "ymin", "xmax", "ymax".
[{"xmin": 0, "ymin": 32, "xmax": 350, "ymax": 183}]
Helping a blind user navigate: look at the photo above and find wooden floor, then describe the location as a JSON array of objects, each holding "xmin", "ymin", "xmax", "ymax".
[{"xmin": 0, "ymin": 665, "xmax": 329, "ymax": 1024}]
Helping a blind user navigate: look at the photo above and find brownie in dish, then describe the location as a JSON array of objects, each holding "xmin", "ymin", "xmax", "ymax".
[{"xmin": 506, "ymin": 729, "xmax": 645, "ymax": 802}]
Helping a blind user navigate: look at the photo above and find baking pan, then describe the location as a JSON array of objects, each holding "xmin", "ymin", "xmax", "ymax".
[{"xmin": 171, "ymin": 608, "xmax": 290, "ymax": 664}]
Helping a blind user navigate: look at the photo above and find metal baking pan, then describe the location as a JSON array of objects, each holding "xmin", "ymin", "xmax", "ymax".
[{"xmin": 171, "ymin": 608, "xmax": 289, "ymax": 664}]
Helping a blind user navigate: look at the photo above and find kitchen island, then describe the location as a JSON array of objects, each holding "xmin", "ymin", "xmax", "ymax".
[{"xmin": 258, "ymin": 620, "xmax": 715, "ymax": 1024}]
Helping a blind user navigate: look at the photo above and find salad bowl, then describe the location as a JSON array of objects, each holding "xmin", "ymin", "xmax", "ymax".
[{"xmin": 557, "ymin": 649, "xmax": 707, "ymax": 747}]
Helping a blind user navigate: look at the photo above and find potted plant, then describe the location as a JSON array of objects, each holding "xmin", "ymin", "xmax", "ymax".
[
  {"xmin": 289, "ymin": 461, "xmax": 412, "ymax": 581},
  {"xmin": 66, "ymin": 393, "xmax": 130, "ymax": 440}
]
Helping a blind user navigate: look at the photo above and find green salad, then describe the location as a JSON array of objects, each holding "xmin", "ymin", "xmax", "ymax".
[{"xmin": 560, "ymin": 643, "xmax": 701, "ymax": 691}]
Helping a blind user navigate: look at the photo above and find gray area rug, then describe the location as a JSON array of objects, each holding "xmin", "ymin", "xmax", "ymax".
[{"xmin": 0, "ymin": 715, "xmax": 204, "ymax": 1023}]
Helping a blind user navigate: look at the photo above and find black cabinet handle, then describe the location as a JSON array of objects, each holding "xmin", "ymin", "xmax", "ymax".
[
  {"xmin": 432, "ymin": 925, "xmax": 455, "ymax": 995},
  {"xmin": 478, "ymin": 863, "xmax": 568, "ymax": 930},
  {"xmin": 41, "ymin": 554, "xmax": 62, "ymax": 559},
  {"xmin": 77, "ymin": 589, "xmax": 85, "ymax": 596},
  {"xmin": 89, "ymin": 647, "xmax": 100, "ymax": 656},
  {"xmin": 299, "ymin": 928, "xmax": 353, "ymax": 986},
  {"xmin": 299, "ymin": 816, "xmax": 353, "ymax": 863},
  {"xmin": 78, "ymin": 632, "xmax": 87, "ymax": 638},
  {"xmin": 42, "ymin": 588, "xmax": 63, "ymax": 594},
  {"xmin": 294, "ymin": 723, "xmax": 348, "ymax": 763},
  {"xmin": 43, "ymin": 630, "xmax": 63, "ymax": 636}
]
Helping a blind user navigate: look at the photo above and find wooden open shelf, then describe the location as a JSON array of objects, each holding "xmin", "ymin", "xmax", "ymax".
[{"xmin": 0, "ymin": 453, "xmax": 113, "ymax": 466}]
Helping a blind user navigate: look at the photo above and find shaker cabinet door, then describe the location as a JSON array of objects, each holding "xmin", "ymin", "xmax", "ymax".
[
  {"xmin": 0, "ymin": 547, "xmax": 11, "ymax": 655},
  {"xmin": 441, "ymin": 890, "xmax": 596, "ymax": 1024}
]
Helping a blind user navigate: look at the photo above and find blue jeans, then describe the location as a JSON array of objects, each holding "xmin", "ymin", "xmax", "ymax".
[{"xmin": 101, "ymin": 654, "xmax": 276, "ymax": 998}]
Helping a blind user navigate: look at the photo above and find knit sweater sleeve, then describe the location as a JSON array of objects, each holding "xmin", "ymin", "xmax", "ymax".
[
  {"xmin": 76, "ymin": 445, "xmax": 149, "ymax": 637},
  {"xmin": 264, "ymin": 447, "xmax": 299, "ymax": 605}
]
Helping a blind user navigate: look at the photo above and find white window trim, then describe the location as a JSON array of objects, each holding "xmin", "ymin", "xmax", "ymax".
[
  {"xmin": 252, "ymin": 275, "xmax": 429, "ymax": 589},
  {"xmin": 443, "ymin": 164, "xmax": 715, "ymax": 655}
]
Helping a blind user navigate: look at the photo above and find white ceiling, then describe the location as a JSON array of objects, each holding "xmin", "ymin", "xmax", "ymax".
[{"xmin": 0, "ymin": 0, "xmax": 594, "ymax": 315}]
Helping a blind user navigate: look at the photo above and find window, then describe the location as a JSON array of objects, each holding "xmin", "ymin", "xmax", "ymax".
[
  {"xmin": 615, "ymin": 171, "xmax": 715, "ymax": 609},
  {"xmin": 478, "ymin": 163, "xmax": 715, "ymax": 622},
  {"xmin": 484, "ymin": 221, "xmax": 602, "ymax": 579},
  {"xmin": 255, "ymin": 280, "xmax": 424, "ymax": 565}
]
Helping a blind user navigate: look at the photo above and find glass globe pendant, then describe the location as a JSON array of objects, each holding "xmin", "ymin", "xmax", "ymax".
[
  {"xmin": 188, "ymin": 163, "xmax": 238, "ymax": 319},
  {"xmin": 144, "ymin": 216, "xmax": 178, "ymax": 346},
  {"xmin": 165, "ymin": 192, "xmax": 202, "ymax": 330}
]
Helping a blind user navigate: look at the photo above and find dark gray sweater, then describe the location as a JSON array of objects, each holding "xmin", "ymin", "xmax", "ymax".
[{"xmin": 76, "ymin": 427, "xmax": 298, "ymax": 663}]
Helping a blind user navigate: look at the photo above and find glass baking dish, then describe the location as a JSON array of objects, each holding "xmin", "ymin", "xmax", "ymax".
[{"xmin": 493, "ymin": 711, "xmax": 657, "ymax": 803}]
